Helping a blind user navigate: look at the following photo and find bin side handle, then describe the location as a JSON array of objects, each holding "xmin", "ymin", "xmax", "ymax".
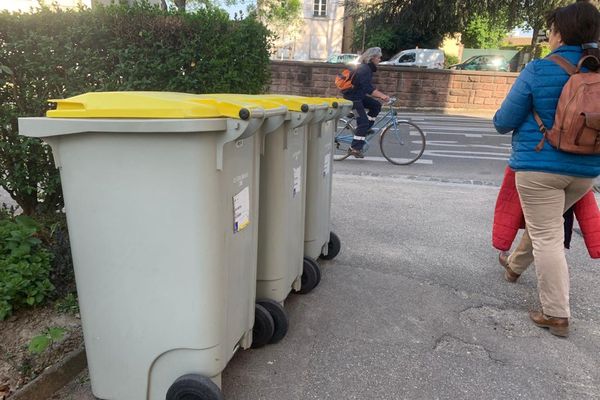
[
  {"xmin": 39, "ymin": 137, "xmax": 62, "ymax": 169},
  {"xmin": 286, "ymin": 113, "xmax": 310, "ymax": 150},
  {"xmin": 216, "ymin": 117, "xmax": 263, "ymax": 171}
]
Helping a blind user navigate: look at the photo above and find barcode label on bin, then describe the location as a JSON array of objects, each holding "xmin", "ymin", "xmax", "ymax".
[{"xmin": 233, "ymin": 186, "xmax": 250, "ymax": 233}]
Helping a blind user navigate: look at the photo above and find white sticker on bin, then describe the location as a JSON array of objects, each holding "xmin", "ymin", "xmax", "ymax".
[
  {"xmin": 323, "ymin": 153, "xmax": 331, "ymax": 177},
  {"xmin": 233, "ymin": 186, "xmax": 250, "ymax": 233},
  {"xmin": 293, "ymin": 167, "xmax": 302, "ymax": 197}
]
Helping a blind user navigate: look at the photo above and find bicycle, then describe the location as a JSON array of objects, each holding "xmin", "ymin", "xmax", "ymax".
[{"xmin": 333, "ymin": 97, "xmax": 426, "ymax": 165}]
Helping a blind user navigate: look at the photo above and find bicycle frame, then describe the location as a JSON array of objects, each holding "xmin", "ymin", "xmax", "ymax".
[{"xmin": 335, "ymin": 102, "xmax": 399, "ymax": 152}]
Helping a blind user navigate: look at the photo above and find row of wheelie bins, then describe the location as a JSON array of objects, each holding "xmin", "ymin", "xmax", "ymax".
[{"xmin": 18, "ymin": 92, "xmax": 353, "ymax": 400}]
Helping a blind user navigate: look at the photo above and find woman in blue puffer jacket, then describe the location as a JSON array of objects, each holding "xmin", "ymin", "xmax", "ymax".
[{"xmin": 493, "ymin": 1, "xmax": 600, "ymax": 337}]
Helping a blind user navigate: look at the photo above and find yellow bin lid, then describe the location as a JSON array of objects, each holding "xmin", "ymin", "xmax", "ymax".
[
  {"xmin": 260, "ymin": 95, "xmax": 329, "ymax": 112},
  {"xmin": 311, "ymin": 97, "xmax": 352, "ymax": 109},
  {"xmin": 47, "ymin": 91, "xmax": 266, "ymax": 120},
  {"xmin": 196, "ymin": 94, "xmax": 294, "ymax": 113},
  {"xmin": 205, "ymin": 94, "xmax": 317, "ymax": 113}
]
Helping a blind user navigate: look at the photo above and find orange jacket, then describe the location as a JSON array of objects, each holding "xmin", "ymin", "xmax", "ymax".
[{"xmin": 492, "ymin": 166, "xmax": 600, "ymax": 258}]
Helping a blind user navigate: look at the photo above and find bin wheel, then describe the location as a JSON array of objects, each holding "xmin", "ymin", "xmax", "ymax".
[
  {"xmin": 257, "ymin": 299, "xmax": 289, "ymax": 344},
  {"xmin": 251, "ymin": 303, "xmax": 275, "ymax": 349},
  {"xmin": 166, "ymin": 374, "xmax": 223, "ymax": 400},
  {"xmin": 296, "ymin": 257, "xmax": 321, "ymax": 294},
  {"xmin": 320, "ymin": 231, "xmax": 341, "ymax": 260}
]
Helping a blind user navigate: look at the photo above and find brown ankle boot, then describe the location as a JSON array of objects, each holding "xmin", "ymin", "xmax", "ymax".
[
  {"xmin": 529, "ymin": 310, "xmax": 569, "ymax": 337},
  {"xmin": 498, "ymin": 252, "xmax": 520, "ymax": 283}
]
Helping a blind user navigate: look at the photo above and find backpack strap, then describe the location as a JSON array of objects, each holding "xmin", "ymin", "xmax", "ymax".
[
  {"xmin": 533, "ymin": 111, "xmax": 548, "ymax": 152},
  {"xmin": 547, "ymin": 55, "xmax": 577, "ymax": 75},
  {"xmin": 533, "ymin": 55, "xmax": 578, "ymax": 151}
]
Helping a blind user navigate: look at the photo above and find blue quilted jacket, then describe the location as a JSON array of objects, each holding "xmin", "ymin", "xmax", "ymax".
[{"xmin": 493, "ymin": 45, "xmax": 600, "ymax": 178}]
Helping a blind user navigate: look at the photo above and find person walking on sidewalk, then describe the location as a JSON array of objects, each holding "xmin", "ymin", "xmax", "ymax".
[
  {"xmin": 493, "ymin": 1, "xmax": 600, "ymax": 337},
  {"xmin": 342, "ymin": 47, "xmax": 390, "ymax": 158}
]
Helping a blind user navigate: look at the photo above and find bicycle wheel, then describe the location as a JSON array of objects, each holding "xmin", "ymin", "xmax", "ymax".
[
  {"xmin": 379, "ymin": 120, "xmax": 426, "ymax": 165},
  {"xmin": 334, "ymin": 118, "xmax": 355, "ymax": 161}
]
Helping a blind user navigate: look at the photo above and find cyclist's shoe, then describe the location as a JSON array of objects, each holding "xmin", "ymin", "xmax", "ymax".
[
  {"xmin": 346, "ymin": 112, "xmax": 355, "ymax": 119},
  {"xmin": 348, "ymin": 148, "xmax": 365, "ymax": 158},
  {"xmin": 366, "ymin": 128, "xmax": 375, "ymax": 135}
]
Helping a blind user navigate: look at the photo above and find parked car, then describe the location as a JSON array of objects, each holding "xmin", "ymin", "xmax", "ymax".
[
  {"xmin": 326, "ymin": 53, "xmax": 360, "ymax": 65},
  {"xmin": 379, "ymin": 49, "xmax": 445, "ymax": 69},
  {"xmin": 450, "ymin": 55, "xmax": 509, "ymax": 72}
]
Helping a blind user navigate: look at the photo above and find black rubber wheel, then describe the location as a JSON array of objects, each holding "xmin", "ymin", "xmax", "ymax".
[
  {"xmin": 296, "ymin": 257, "xmax": 321, "ymax": 294},
  {"xmin": 257, "ymin": 299, "xmax": 289, "ymax": 344},
  {"xmin": 166, "ymin": 374, "xmax": 223, "ymax": 400},
  {"xmin": 251, "ymin": 303, "xmax": 275, "ymax": 348},
  {"xmin": 320, "ymin": 231, "xmax": 341, "ymax": 260},
  {"xmin": 379, "ymin": 120, "xmax": 426, "ymax": 165}
]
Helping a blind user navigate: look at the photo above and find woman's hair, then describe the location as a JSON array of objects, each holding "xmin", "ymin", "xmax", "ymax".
[
  {"xmin": 546, "ymin": 1, "xmax": 600, "ymax": 71},
  {"xmin": 359, "ymin": 47, "xmax": 382, "ymax": 64}
]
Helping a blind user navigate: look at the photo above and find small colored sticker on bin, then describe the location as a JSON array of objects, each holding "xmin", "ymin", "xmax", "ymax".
[
  {"xmin": 293, "ymin": 167, "xmax": 302, "ymax": 197},
  {"xmin": 233, "ymin": 186, "xmax": 250, "ymax": 233}
]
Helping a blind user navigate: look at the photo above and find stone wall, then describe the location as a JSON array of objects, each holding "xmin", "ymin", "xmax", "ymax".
[{"xmin": 268, "ymin": 61, "xmax": 518, "ymax": 112}]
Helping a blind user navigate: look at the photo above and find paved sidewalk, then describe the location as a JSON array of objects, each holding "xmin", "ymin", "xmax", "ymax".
[{"xmin": 53, "ymin": 173, "xmax": 600, "ymax": 400}]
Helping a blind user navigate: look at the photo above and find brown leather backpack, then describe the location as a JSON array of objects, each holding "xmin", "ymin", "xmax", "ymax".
[{"xmin": 534, "ymin": 54, "xmax": 600, "ymax": 154}]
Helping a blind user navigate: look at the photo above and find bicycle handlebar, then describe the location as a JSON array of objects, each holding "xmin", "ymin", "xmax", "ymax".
[{"xmin": 386, "ymin": 97, "xmax": 397, "ymax": 105}]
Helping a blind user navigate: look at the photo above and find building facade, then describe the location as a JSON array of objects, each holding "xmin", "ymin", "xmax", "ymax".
[{"xmin": 272, "ymin": 0, "xmax": 346, "ymax": 61}]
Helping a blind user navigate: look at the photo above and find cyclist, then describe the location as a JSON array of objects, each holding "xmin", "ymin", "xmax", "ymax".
[{"xmin": 342, "ymin": 46, "xmax": 390, "ymax": 158}]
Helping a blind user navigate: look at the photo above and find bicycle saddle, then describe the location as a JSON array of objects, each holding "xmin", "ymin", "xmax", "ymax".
[{"xmin": 346, "ymin": 112, "xmax": 355, "ymax": 118}]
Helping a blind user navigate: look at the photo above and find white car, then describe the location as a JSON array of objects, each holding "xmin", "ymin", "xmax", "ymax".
[{"xmin": 380, "ymin": 49, "xmax": 445, "ymax": 69}]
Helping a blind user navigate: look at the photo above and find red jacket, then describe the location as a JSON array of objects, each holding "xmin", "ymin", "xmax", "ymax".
[{"xmin": 492, "ymin": 166, "xmax": 600, "ymax": 258}]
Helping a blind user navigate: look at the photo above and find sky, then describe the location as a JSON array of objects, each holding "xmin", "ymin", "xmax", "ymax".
[{"xmin": 511, "ymin": 27, "xmax": 533, "ymax": 37}]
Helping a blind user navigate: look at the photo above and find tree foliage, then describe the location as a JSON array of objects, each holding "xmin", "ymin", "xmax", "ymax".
[
  {"xmin": 462, "ymin": 14, "xmax": 509, "ymax": 49},
  {"xmin": 256, "ymin": 0, "xmax": 303, "ymax": 58},
  {"xmin": 346, "ymin": 0, "xmax": 589, "ymax": 53},
  {"xmin": 503, "ymin": 0, "xmax": 571, "ymax": 45},
  {"xmin": 347, "ymin": 0, "xmax": 494, "ymax": 52}
]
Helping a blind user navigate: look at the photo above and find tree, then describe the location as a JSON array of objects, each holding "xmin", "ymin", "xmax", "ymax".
[
  {"xmin": 256, "ymin": 0, "xmax": 303, "ymax": 59},
  {"xmin": 462, "ymin": 14, "xmax": 509, "ymax": 49},
  {"xmin": 346, "ymin": 0, "xmax": 499, "ymax": 53},
  {"xmin": 345, "ymin": 0, "xmax": 594, "ymax": 54},
  {"xmin": 518, "ymin": 0, "xmax": 571, "ymax": 45}
]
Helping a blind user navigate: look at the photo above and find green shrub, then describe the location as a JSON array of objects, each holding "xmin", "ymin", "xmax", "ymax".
[
  {"xmin": 55, "ymin": 292, "xmax": 79, "ymax": 315},
  {"xmin": 34, "ymin": 213, "xmax": 75, "ymax": 299},
  {"xmin": 28, "ymin": 327, "xmax": 66, "ymax": 354},
  {"xmin": 0, "ymin": 215, "xmax": 54, "ymax": 320},
  {"xmin": 0, "ymin": 2, "xmax": 271, "ymax": 215},
  {"xmin": 444, "ymin": 54, "xmax": 460, "ymax": 68}
]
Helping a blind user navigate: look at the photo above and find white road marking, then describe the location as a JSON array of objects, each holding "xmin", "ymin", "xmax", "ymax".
[
  {"xmin": 425, "ymin": 141, "xmax": 510, "ymax": 151},
  {"xmin": 421, "ymin": 150, "xmax": 509, "ymax": 160},
  {"xmin": 337, "ymin": 156, "xmax": 433, "ymax": 164}
]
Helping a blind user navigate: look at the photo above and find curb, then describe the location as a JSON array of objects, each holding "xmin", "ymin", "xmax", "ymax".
[{"xmin": 11, "ymin": 346, "xmax": 87, "ymax": 400}]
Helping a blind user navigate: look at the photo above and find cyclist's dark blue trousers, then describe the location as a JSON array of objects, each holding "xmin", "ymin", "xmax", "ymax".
[{"xmin": 351, "ymin": 96, "xmax": 381, "ymax": 150}]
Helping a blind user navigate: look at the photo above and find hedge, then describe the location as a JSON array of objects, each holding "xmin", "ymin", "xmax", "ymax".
[{"xmin": 0, "ymin": 2, "xmax": 272, "ymax": 215}]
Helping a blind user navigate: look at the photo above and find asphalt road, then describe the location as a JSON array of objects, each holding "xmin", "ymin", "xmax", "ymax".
[{"xmin": 333, "ymin": 112, "xmax": 510, "ymax": 186}]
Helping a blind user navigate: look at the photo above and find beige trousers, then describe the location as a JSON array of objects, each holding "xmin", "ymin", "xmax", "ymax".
[{"xmin": 507, "ymin": 171, "xmax": 594, "ymax": 318}]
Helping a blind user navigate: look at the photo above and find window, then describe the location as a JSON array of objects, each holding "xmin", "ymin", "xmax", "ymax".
[
  {"xmin": 313, "ymin": 0, "xmax": 326, "ymax": 17},
  {"xmin": 398, "ymin": 53, "xmax": 416, "ymax": 63}
]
